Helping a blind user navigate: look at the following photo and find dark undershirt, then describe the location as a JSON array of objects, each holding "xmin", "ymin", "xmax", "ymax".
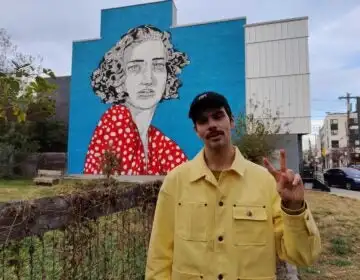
[{"xmin": 211, "ymin": 170, "xmax": 222, "ymax": 181}]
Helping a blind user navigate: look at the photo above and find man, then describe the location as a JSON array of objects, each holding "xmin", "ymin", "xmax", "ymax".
[{"xmin": 145, "ymin": 92, "xmax": 321, "ymax": 279}]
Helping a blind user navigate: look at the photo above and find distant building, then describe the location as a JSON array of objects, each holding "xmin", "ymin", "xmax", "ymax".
[
  {"xmin": 318, "ymin": 112, "xmax": 360, "ymax": 168},
  {"xmin": 47, "ymin": 76, "xmax": 70, "ymax": 124}
]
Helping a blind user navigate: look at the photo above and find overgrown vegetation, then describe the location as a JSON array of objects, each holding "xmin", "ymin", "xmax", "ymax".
[
  {"xmin": 101, "ymin": 146, "xmax": 122, "ymax": 182},
  {"xmin": 0, "ymin": 180, "xmax": 159, "ymax": 279},
  {"xmin": 233, "ymin": 96, "xmax": 290, "ymax": 164},
  {"xmin": 1, "ymin": 209, "xmax": 150, "ymax": 280},
  {"xmin": 0, "ymin": 28, "xmax": 67, "ymax": 179}
]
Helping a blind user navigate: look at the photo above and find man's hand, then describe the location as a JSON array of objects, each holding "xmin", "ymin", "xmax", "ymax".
[{"xmin": 263, "ymin": 149, "xmax": 304, "ymax": 211}]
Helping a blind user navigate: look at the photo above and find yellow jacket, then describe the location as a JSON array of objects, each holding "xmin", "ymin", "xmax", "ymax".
[{"xmin": 145, "ymin": 147, "xmax": 321, "ymax": 279}]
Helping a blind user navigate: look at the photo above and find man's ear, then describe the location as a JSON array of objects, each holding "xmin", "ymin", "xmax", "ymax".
[
  {"xmin": 230, "ymin": 116, "xmax": 235, "ymax": 129},
  {"xmin": 193, "ymin": 124, "xmax": 201, "ymax": 138}
]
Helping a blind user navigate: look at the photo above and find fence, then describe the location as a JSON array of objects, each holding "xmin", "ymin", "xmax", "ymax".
[
  {"xmin": 0, "ymin": 179, "xmax": 160, "ymax": 280},
  {"xmin": 0, "ymin": 179, "xmax": 299, "ymax": 280}
]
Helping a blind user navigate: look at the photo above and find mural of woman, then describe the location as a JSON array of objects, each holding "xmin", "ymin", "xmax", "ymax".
[{"xmin": 84, "ymin": 25, "xmax": 190, "ymax": 175}]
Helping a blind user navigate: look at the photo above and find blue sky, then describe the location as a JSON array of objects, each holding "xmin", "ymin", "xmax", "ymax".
[{"xmin": 1, "ymin": 0, "xmax": 359, "ymax": 145}]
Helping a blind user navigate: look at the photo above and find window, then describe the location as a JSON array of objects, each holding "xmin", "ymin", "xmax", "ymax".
[
  {"xmin": 356, "ymin": 140, "xmax": 360, "ymax": 146},
  {"xmin": 331, "ymin": 140, "xmax": 339, "ymax": 148},
  {"xmin": 330, "ymin": 119, "xmax": 338, "ymax": 130},
  {"xmin": 351, "ymin": 118, "xmax": 358, "ymax": 124},
  {"xmin": 331, "ymin": 130, "xmax": 338, "ymax": 135}
]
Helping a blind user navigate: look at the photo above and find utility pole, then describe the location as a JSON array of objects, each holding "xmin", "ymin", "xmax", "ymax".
[{"xmin": 339, "ymin": 92, "xmax": 357, "ymax": 165}]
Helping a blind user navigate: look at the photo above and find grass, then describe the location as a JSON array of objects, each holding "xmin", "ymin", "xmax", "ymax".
[
  {"xmin": 0, "ymin": 179, "xmax": 78, "ymax": 202},
  {"xmin": 299, "ymin": 190, "xmax": 360, "ymax": 279}
]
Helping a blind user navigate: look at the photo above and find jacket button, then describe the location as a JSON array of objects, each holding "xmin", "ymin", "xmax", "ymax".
[
  {"xmin": 247, "ymin": 210, "xmax": 253, "ymax": 217},
  {"xmin": 218, "ymin": 236, "xmax": 223, "ymax": 242},
  {"xmin": 219, "ymin": 201, "xmax": 224, "ymax": 206},
  {"xmin": 218, "ymin": 274, "xmax": 223, "ymax": 279}
]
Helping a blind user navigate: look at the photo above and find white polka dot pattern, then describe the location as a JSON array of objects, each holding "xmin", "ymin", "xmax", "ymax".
[{"xmin": 83, "ymin": 105, "xmax": 188, "ymax": 175}]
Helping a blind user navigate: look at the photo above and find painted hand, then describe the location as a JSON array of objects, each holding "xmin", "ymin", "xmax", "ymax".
[{"xmin": 263, "ymin": 149, "xmax": 305, "ymax": 210}]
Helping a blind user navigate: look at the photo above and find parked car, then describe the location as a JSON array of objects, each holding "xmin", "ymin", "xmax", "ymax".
[
  {"xmin": 302, "ymin": 164, "xmax": 314, "ymax": 179},
  {"xmin": 349, "ymin": 164, "xmax": 360, "ymax": 171},
  {"xmin": 323, "ymin": 167, "xmax": 360, "ymax": 190}
]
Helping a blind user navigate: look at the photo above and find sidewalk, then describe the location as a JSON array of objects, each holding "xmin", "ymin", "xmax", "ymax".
[{"xmin": 306, "ymin": 183, "xmax": 360, "ymax": 200}]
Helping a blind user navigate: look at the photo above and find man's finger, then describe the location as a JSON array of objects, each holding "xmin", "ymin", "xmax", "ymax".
[
  {"xmin": 286, "ymin": 169, "xmax": 295, "ymax": 183},
  {"xmin": 292, "ymin": 174, "xmax": 303, "ymax": 186},
  {"xmin": 280, "ymin": 149, "xmax": 287, "ymax": 173},
  {"xmin": 263, "ymin": 157, "xmax": 278, "ymax": 176}
]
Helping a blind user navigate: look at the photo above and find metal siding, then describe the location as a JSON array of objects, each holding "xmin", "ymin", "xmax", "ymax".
[
  {"xmin": 246, "ymin": 38, "xmax": 309, "ymax": 77},
  {"xmin": 246, "ymin": 18, "xmax": 307, "ymax": 43},
  {"xmin": 245, "ymin": 18, "xmax": 310, "ymax": 134}
]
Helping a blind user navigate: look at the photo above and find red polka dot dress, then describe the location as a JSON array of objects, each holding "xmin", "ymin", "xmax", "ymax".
[{"xmin": 83, "ymin": 105, "xmax": 188, "ymax": 175}]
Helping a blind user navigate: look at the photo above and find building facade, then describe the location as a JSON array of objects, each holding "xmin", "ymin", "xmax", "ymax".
[
  {"xmin": 245, "ymin": 17, "xmax": 310, "ymax": 172},
  {"xmin": 318, "ymin": 112, "xmax": 360, "ymax": 168},
  {"xmin": 64, "ymin": 0, "xmax": 310, "ymax": 175}
]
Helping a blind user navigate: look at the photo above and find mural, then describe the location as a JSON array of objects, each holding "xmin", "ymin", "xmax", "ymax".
[
  {"xmin": 84, "ymin": 25, "xmax": 190, "ymax": 175},
  {"xmin": 68, "ymin": 0, "xmax": 246, "ymax": 175}
]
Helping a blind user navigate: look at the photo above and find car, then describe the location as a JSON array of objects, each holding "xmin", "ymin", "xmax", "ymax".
[
  {"xmin": 302, "ymin": 164, "xmax": 314, "ymax": 179},
  {"xmin": 349, "ymin": 164, "xmax": 360, "ymax": 171},
  {"xmin": 323, "ymin": 167, "xmax": 360, "ymax": 190}
]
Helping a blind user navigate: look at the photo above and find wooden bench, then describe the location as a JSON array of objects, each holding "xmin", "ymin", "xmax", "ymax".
[{"xmin": 33, "ymin": 169, "xmax": 63, "ymax": 186}]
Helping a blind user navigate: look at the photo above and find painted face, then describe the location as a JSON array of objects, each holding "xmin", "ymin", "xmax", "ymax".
[
  {"xmin": 194, "ymin": 107, "xmax": 234, "ymax": 150},
  {"xmin": 123, "ymin": 40, "xmax": 167, "ymax": 109}
]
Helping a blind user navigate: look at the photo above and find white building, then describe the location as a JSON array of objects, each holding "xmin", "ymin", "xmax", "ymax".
[
  {"xmin": 245, "ymin": 17, "xmax": 310, "ymax": 172},
  {"xmin": 319, "ymin": 112, "xmax": 360, "ymax": 168}
]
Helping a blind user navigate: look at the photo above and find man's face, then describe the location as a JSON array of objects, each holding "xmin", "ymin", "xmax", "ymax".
[
  {"xmin": 194, "ymin": 107, "xmax": 234, "ymax": 150},
  {"xmin": 123, "ymin": 40, "xmax": 167, "ymax": 109}
]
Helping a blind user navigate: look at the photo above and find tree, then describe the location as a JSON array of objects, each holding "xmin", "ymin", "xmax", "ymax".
[
  {"xmin": 0, "ymin": 28, "xmax": 57, "ymax": 178},
  {"xmin": 233, "ymin": 97, "xmax": 299, "ymax": 280},
  {"xmin": 331, "ymin": 147, "xmax": 346, "ymax": 167},
  {"xmin": 100, "ymin": 145, "xmax": 122, "ymax": 184},
  {"xmin": 233, "ymin": 97, "xmax": 290, "ymax": 165},
  {"xmin": 307, "ymin": 138, "xmax": 313, "ymax": 162}
]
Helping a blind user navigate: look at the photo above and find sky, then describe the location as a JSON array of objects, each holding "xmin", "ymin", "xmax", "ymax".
[{"xmin": 1, "ymin": 0, "xmax": 359, "ymax": 149}]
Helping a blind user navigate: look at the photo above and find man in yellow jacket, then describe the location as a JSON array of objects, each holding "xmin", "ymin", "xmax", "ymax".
[{"xmin": 145, "ymin": 92, "xmax": 321, "ymax": 279}]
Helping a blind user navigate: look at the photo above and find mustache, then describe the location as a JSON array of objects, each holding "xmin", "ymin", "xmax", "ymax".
[{"xmin": 206, "ymin": 130, "xmax": 224, "ymax": 139}]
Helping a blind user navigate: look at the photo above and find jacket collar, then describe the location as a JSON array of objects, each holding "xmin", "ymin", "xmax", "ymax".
[{"xmin": 189, "ymin": 146, "xmax": 247, "ymax": 182}]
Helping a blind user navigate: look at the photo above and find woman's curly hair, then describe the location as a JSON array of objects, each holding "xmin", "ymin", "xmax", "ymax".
[{"xmin": 91, "ymin": 25, "xmax": 190, "ymax": 104}]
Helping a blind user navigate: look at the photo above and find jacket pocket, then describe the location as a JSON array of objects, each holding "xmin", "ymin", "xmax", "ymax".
[
  {"xmin": 176, "ymin": 201, "xmax": 209, "ymax": 241},
  {"xmin": 232, "ymin": 204, "xmax": 269, "ymax": 246},
  {"xmin": 172, "ymin": 269, "xmax": 203, "ymax": 280}
]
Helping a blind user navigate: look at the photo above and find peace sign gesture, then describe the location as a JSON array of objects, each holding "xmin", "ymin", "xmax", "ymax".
[{"xmin": 263, "ymin": 149, "xmax": 304, "ymax": 210}]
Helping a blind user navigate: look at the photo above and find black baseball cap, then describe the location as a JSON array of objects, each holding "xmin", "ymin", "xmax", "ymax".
[{"xmin": 188, "ymin": 91, "xmax": 232, "ymax": 123}]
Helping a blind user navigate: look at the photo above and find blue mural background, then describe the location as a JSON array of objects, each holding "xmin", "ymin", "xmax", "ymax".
[{"xmin": 68, "ymin": 0, "xmax": 246, "ymax": 174}]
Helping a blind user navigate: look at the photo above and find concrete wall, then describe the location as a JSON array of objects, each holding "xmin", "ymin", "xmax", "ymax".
[
  {"xmin": 19, "ymin": 153, "xmax": 67, "ymax": 178},
  {"xmin": 270, "ymin": 134, "xmax": 302, "ymax": 173}
]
